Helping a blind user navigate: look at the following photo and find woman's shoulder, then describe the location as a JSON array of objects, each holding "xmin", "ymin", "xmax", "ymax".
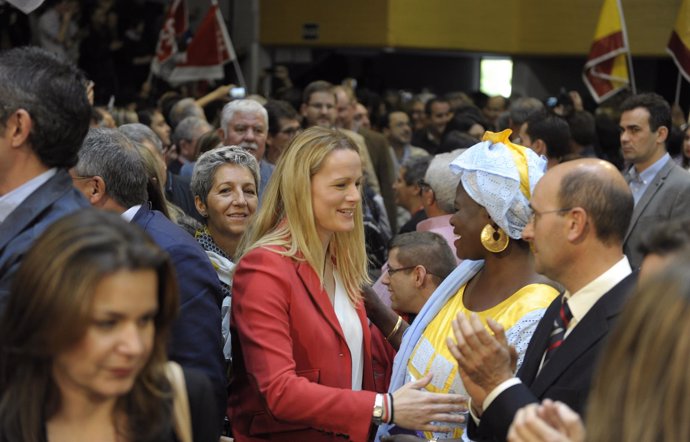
[{"xmin": 501, "ymin": 283, "xmax": 559, "ymax": 318}]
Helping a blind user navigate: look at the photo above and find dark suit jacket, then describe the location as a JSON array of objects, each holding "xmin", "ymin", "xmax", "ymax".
[
  {"xmin": 623, "ymin": 159, "xmax": 690, "ymax": 269},
  {"xmin": 468, "ymin": 272, "xmax": 638, "ymax": 442},
  {"xmin": 0, "ymin": 170, "xmax": 89, "ymax": 314},
  {"xmin": 131, "ymin": 204, "xmax": 225, "ymax": 427},
  {"xmin": 229, "ymin": 246, "xmax": 377, "ymax": 442}
]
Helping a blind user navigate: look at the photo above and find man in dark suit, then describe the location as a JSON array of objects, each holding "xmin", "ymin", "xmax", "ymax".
[
  {"xmin": 72, "ymin": 128, "xmax": 225, "ymax": 431},
  {"xmin": 0, "ymin": 47, "xmax": 91, "ymax": 314},
  {"xmin": 619, "ymin": 93, "xmax": 690, "ymax": 269},
  {"xmin": 448, "ymin": 158, "xmax": 637, "ymax": 441}
]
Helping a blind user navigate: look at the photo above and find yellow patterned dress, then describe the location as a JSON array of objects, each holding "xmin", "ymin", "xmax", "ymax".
[{"xmin": 406, "ymin": 283, "xmax": 558, "ymax": 441}]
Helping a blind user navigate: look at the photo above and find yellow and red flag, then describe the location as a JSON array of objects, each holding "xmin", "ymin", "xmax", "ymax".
[
  {"xmin": 582, "ymin": 0, "xmax": 631, "ymax": 103},
  {"xmin": 668, "ymin": 0, "xmax": 690, "ymax": 82}
]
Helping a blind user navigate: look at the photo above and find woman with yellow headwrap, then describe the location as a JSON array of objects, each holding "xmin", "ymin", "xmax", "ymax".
[{"xmin": 377, "ymin": 130, "xmax": 559, "ymax": 442}]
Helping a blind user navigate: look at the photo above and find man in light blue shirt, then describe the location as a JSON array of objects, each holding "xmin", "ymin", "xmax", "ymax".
[{"xmin": 619, "ymin": 93, "xmax": 690, "ymax": 269}]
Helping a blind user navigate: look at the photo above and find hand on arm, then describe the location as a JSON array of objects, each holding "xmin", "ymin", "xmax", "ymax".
[
  {"xmin": 446, "ymin": 313, "xmax": 515, "ymax": 414},
  {"xmin": 391, "ymin": 373, "xmax": 468, "ymax": 433}
]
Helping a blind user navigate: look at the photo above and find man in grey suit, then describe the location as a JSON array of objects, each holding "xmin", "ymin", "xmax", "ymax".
[{"xmin": 619, "ymin": 93, "xmax": 690, "ymax": 269}]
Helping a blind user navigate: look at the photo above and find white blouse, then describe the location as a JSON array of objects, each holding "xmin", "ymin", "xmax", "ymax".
[{"xmin": 332, "ymin": 270, "xmax": 364, "ymax": 390}]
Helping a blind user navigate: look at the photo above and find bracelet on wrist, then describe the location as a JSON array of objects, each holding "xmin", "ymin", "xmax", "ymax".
[{"xmin": 386, "ymin": 315, "xmax": 403, "ymax": 341}]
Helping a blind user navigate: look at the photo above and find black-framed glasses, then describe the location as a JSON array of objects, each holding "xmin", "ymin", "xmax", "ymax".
[
  {"xmin": 386, "ymin": 265, "xmax": 417, "ymax": 276},
  {"xmin": 528, "ymin": 207, "xmax": 573, "ymax": 224}
]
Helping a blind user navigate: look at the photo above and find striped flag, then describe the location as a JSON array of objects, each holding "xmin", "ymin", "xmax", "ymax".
[
  {"xmin": 169, "ymin": 1, "xmax": 237, "ymax": 83},
  {"xmin": 151, "ymin": 0, "xmax": 189, "ymax": 78},
  {"xmin": 668, "ymin": 0, "xmax": 690, "ymax": 82},
  {"xmin": 582, "ymin": 0, "xmax": 631, "ymax": 103}
]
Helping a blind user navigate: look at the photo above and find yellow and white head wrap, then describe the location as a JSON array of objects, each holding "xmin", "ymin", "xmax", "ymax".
[{"xmin": 449, "ymin": 129, "xmax": 547, "ymax": 239}]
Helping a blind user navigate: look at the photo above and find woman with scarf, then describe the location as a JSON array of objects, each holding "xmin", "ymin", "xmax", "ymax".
[
  {"xmin": 191, "ymin": 146, "xmax": 260, "ymax": 361},
  {"xmin": 377, "ymin": 130, "xmax": 559, "ymax": 442}
]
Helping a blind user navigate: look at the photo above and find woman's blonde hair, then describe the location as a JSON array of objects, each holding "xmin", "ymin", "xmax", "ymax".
[
  {"xmin": 236, "ymin": 126, "xmax": 369, "ymax": 303},
  {"xmin": 0, "ymin": 209, "xmax": 179, "ymax": 442},
  {"xmin": 585, "ymin": 251, "xmax": 690, "ymax": 442}
]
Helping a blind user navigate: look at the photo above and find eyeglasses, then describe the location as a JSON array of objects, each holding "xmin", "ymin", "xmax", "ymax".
[
  {"xmin": 386, "ymin": 265, "xmax": 417, "ymax": 276},
  {"xmin": 417, "ymin": 179, "xmax": 432, "ymax": 192},
  {"xmin": 528, "ymin": 207, "xmax": 573, "ymax": 223},
  {"xmin": 279, "ymin": 126, "xmax": 301, "ymax": 136}
]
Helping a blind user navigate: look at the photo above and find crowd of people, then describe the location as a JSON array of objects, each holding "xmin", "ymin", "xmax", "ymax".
[{"xmin": 3, "ymin": 25, "xmax": 690, "ymax": 442}]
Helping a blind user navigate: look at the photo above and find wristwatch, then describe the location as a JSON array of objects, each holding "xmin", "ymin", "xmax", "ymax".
[{"xmin": 372, "ymin": 393, "xmax": 384, "ymax": 425}]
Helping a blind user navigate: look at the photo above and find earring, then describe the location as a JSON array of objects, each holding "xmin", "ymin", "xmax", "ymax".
[{"xmin": 480, "ymin": 224, "xmax": 509, "ymax": 253}]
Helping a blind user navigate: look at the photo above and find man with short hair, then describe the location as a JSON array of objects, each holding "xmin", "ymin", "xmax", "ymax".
[
  {"xmin": 382, "ymin": 231, "xmax": 456, "ymax": 318},
  {"xmin": 638, "ymin": 217, "xmax": 690, "ymax": 282},
  {"xmin": 333, "ymin": 85, "xmax": 397, "ymax": 231},
  {"xmin": 455, "ymin": 158, "xmax": 638, "ymax": 442},
  {"xmin": 412, "ymin": 97, "xmax": 453, "ymax": 154},
  {"xmin": 619, "ymin": 93, "xmax": 690, "ymax": 269},
  {"xmin": 264, "ymin": 99, "xmax": 301, "ymax": 165},
  {"xmin": 119, "ymin": 123, "xmax": 201, "ymax": 222},
  {"xmin": 383, "ymin": 111, "xmax": 428, "ymax": 171},
  {"xmin": 482, "ymin": 95, "xmax": 508, "ymax": 130},
  {"xmin": 416, "ymin": 149, "xmax": 465, "ymax": 259},
  {"xmin": 174, "ymin": 116, "xmax": 213, "ymax": 178},
  {"xmin": 394, "ymin": 155, "xmax": 432, "ymax": 233},
  {"xmin": 300, "ymin": 80, "xmax": 337, "ymax": 129},
  {"xmin": 169, "ymin": 97, "xmax": 207, "ymax": 129},
  {"xmin": 519, "ymin": 110, "xmax": 573, "ymax": 168},
  {"xmin": 0, "ymin": 46, "xmax": 91, "ymax": 313},
  {"xmin": 300, "ymin": 80, "xmax": 382, "ymax": 197},
  {"xmin": 509, "ymin": 97, "xmax": 544, "ymax": 142},
  {"xmin": 219, "ymin": 99, "xmax": 274, "ymax": 198},
  {"xmin": 72, "ymin": 128, "xmax": 225, "ymax": 432}
]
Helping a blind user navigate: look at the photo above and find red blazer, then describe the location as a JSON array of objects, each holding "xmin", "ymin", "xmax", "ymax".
[{"xmin": 229, "ymin": 246, "xmax": 377, "ymax": 442}]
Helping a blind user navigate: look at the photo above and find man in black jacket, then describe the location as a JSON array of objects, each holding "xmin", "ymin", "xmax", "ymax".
[{"xmin": 449, "ymin": 158, "xmax": 637, "ymax": 441}]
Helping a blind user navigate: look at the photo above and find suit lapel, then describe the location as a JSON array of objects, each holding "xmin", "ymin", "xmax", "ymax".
[
  {"xmin": 295, "ymin": 261, "xmax": 347, "ymax": 343},
  {"xmin": 517, "ymin": 297, "xmax": 561, "ymax": 385},
  {"xmin": 624, "ymin": 160, "xmax": 673, "ymax": 243},
  {"xmin": 529, "ymin": 273, "xmax": 637, "ymax": 397},
  {"xmin": 0, "ymin": 171, "xmax": 72, "ymax": 251}
]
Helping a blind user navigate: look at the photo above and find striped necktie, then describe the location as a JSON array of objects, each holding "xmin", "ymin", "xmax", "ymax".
[{"xmin": 544, "ymin": 296, "xmax": 573, "ymax": 364}]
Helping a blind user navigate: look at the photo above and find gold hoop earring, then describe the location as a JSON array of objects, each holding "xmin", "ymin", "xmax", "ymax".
[{"xmin": 480, "ymin": 224, "xmax": 509, "ymax": 253}]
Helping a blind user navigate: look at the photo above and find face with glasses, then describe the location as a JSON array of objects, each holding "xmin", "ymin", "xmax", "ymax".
[
  {"xmin": 522, "ymin": 171, "xmax": 570, "ymax": 277},
  {"xmin": 382, "ymin": 247, "xmax": 428, "ymax": 314},
  {"xmin": 301, "ymin": 91, "xmax": 336, "ymax": 128},
  {"xmin": 266, "ymin": 117, "xmax": 301, "ymax": 164}
]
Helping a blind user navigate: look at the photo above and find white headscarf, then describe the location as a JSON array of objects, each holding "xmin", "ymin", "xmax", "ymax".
[{"xmin": 449, "ymin": 129, "xmax": 547, "ymax": 239}]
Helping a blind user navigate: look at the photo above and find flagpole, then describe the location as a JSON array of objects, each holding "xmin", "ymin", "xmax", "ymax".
[
  {"xmin": 617, "ymin": 0, "xmax": 636, "ymax": 94},
  {"xmin": 676, "ymin": 71, "xmax": 683, "ymax": 105},
  {"xmin": 211, "ymin": 0, "xmax": 247, "ymax": 89}
]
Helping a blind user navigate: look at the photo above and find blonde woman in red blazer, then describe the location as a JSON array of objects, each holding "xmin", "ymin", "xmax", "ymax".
[{"xmin": 229, "ymin": 127, "xmax": 466, "ymax": 441}]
